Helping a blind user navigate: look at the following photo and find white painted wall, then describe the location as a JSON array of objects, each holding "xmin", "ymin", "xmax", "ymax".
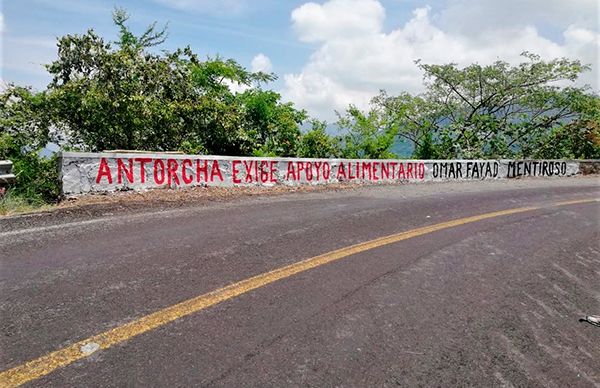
[{"xmin": 60, "ymin": 152, "xmax": 581, "ymax": 194}]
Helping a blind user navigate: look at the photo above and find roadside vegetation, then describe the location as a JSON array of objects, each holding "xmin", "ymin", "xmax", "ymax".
[{"xmin": 1, "ymin": 9, "xmax": 599, "ymax": 212}]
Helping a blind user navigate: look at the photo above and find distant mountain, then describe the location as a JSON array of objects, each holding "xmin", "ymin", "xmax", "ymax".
[{"xmin": 391, "ymin": 137, "xmax": 414, "ymax": 158}]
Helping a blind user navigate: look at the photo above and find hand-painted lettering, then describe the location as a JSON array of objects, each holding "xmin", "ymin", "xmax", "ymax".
[
  {"xmin": 135, "ymin": 158, "xmax": 152, "ymax": 184},
  {"xmin": 154, "ymin": 160, "xmax": 165, "ymax": 184},
  {"xmin": 80, "ymin": 154, "xmax": 578, "ymax": 194},
  {"xmin": 181, "ymin": 159, "xmax": 193, "ymax": 184},
  {"xmin": 96, "ymin": 158, "xmax": 113, "ymax": 184},
  {"xmin": 232, "ymin": 160, "xmax": 242, "ymax": 184}
]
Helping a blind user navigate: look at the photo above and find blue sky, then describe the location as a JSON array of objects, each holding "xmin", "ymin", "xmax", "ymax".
[
  {"xmin": 2, "ymin": 0, "xmax": 598, "ymax": 120},
  {"xmin": 1, "ymin": 1, "xmax": 300, "ymax": 86}
]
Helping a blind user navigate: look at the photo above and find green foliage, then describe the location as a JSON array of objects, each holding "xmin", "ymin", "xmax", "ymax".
[
  {"xmin": 239, "ymin": 89, "xmax": 307, "ymax": 157},
  {"xmin": 191, "ymin": 57, "xmax": 274, "ymax": 93},
  {"xmin": 0, "ymin": 87, "xmax": 61, "ymax": 205},
  {"xmin": 296, "ymin": 120, "xmax": 340, "ymax": 158},
  {"xmin": 0, "ymin": 130, "xmax": 60, "ymax": 205},
  {"xmin": 371, "ymin": 91, "xmax": 435, "ymax": 155},
  {"xmin": 0, "ymin": 86, "xmax": 53, "ymax": 154},
  {"xmin": 2, "ymin": 8, "xmax": 599, "ymax": 212},
  {"xmin": 45, "ymin": 22, "xmax": 191, "ymax": 151},
  {"xmin": 369, "ymin": 52, "xmax": 599, "ymax": 159},
  {"xmin": 40, "ymin": 8, "xmax": 305, "ymax": 157},
  {"xmin": 46, "ymin": 23, "xmax": 212, "ymax": 152},
  {"xmin": 112, "ymin": 7, "xmax": 168, "ymax": 49},
  {"xmin": 414, "ymin": 131, "xmax": 438, "ymax": 159},
  {"xmin": 1, "ymin": 8, "xmax": 313, "ymax": 208},
  {"xmin": 531, "ymin": 94, "xmax": 600, "ymax": 159},
  {"xmin": 8, "ymin": 154, "xmax": 60, "ymax": 204},
  {"xmin": 335, "ymin": 105, "xmax": 398, "ymax": 159}
]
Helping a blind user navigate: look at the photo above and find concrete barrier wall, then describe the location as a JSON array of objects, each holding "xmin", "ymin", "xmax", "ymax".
[{"xmin": 60, "ymin": 151, "xmax": 583, "ymax": 194}]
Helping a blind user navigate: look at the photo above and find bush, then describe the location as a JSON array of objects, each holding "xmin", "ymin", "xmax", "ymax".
[
  {"xmin": 1, "ymin": 122, "xmax": 60, "ymax": 209},
  {"xmin": 9, "ymin": 153, "xmax": 60, "ymax": 204},
  {"xmin": 296, "ymin": 120, "xmax": 340, "ymax": 158}
]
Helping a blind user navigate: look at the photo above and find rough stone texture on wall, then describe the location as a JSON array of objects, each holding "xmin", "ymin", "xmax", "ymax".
[
  {"xmin": 579, "ymin": 160, "xmax": 600, "ymax": 175},
  {"xmin": 59, "ymin": 151, "xmax": 583, "ymax": 195}
]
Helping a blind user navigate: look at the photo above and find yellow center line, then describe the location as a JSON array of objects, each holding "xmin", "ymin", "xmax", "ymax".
[
  {"xmin": 552, "ymin": 198, "xmax": 600, "ymax": 207},
  {"xmin": 1, "ymin": 198, "xmax": 598, "ymax": 387}
]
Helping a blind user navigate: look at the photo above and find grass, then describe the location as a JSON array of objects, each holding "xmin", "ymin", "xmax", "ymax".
[{"xmin": 0, "ymin": 189, "xmax": 52, "ymax": 216}]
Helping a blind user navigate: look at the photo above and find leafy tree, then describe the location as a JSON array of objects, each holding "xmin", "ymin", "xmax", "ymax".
[
  {"xmin": 531, "ymin": 93, "xmax": 600, "ymax": 159},
  {"xmin": 372, "ymin": 52, "xmax": 598, "ymax": 159},
  {"xmin": 335, "ymin": 105, "xmax": 398, "ymax": 159},
  {"xmin": 0, "ymin": 86, "xmax": 53, "ymax": 155},
  {"xmin": 0, "ymin": 87, "xmax": 60, "ymax": 202},
  {"xmin": 42, "ymin": 8, "xmax": 305, "ymax": 156},
  {"xmin": 238, "ymin": 89, "xmax": 307, "ymax": 157},
  {"xmin": 47, "ymin": 10, "xmax": 214, "ymax": 152},
  {"xmin": 414, "ymin": 131, "xmax": 438, "ymax": 159},
  {"xmin": 1, "ymin": 8, "xmax": 310, "ymax": 206},
  {"xmin": 296, "ymin": 120, "xmax": 340, "ymax": 158},
  {"xmin": 191, "ymin": 56, "xmax": 274, "ymax": 94},
  {"xmin": 371, "ymin": 91, "xmax": 437, "ymax": 157}
]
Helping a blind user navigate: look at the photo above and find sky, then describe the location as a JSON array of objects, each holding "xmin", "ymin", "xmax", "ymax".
[{"xmin": 1, "ymin": 0, "xmax": 599, "ymax": 121}]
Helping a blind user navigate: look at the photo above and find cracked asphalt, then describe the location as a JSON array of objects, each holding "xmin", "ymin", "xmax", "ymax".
[{"xmin": 1, "ymin": 177, "xmax": 599, "ymax": 387}]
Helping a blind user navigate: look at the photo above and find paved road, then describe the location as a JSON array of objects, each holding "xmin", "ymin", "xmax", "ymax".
[{"xmin": 1, "ymin": 178, "xmax": 599, "ymax": 387}]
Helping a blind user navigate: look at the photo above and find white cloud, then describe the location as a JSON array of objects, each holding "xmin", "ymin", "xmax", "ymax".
[
  {"xmin": 439, "ymin": 0, "xmax": 599, "ymax": 33},
  {"xmin": 225, "ymin": 79, "xmax": 251, "ymax": 94},
  {"xmin": 0, "ymin": 12, "xmax": 5, "ymax": 33},
  {"xmin": 224, "ymin": 54, "xmax": 273, "ymax": 93},
  {"xmin": 283, "ymin": 0, "xmax": 600, "ymax": 121},
  {"xmin": 251, "ymin": 53, "xmax": 273, "ymax": 73},
  {"xmin": 291, "ymin": 0, "xmax": 384, "ymax": 42}
]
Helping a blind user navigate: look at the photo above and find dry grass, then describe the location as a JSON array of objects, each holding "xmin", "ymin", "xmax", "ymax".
[
  {"xmin": 4, "ymin": 183, "xmax": 369, "ymax": 217},
  {"xmin": 0, "ymin": 190, "xmax": 52, "ymax": 216}
]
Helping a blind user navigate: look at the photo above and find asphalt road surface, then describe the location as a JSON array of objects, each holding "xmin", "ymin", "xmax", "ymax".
[{"xmin": 1, "ymin": 177, "xmax": 599, "ymax": 387}]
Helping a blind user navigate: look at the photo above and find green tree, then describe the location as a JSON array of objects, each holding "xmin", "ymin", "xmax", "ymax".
[
  {"xmin": 336, "ymin": 105, "xmax": 398, "ymax": 159},
  {"xmin": 46, "ymin": 9, "xmax": 208, "ymax": 152},
  {"xmin": 0, "ymin": 86, "xmax": 57, "ymax": 155},
  {"xmin": 371, "ymin": 52, "xmax": 598, "ymax": 159},
  {"xmin": 371, "ymin": 91, "xmax": 438, "ymax": 158},
  {"xmin": 237, "ymin": 89, "xmax": 307, "ymax": 157},
  {"xmin": 0, "ymin": 87, "xmax": 60, "ymax": 203},
  {"xmin": 531, "ymin": 93, "xmax": 600, "ymax": 159},
  {"xmin": 1, "ymin": 8, "xmax": 311, "ymax": 207},
  {"xmin": 414, "ymin": 131, "xmax": 438, "ymax": 159},
  {"xmin": 296, "ymin": 120, "xmax": 340, "ymax": 158},
  {"xmin": 42, "ymin": 8, "xmax": 306, "ymax": 156}
]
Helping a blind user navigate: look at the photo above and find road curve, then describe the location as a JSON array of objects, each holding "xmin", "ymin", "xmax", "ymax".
[{"xmin": 1, "ymin": 177, "xmax": 599, "ymax": 387}]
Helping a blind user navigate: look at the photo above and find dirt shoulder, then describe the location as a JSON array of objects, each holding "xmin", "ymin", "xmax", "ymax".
[
  {"xmin": 1, "ymin": 176, "xmax": 598, "ymax": 232},
  {"xmin": 0, "ymin": 182, "xmax": 370, "ymax": 230}
]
